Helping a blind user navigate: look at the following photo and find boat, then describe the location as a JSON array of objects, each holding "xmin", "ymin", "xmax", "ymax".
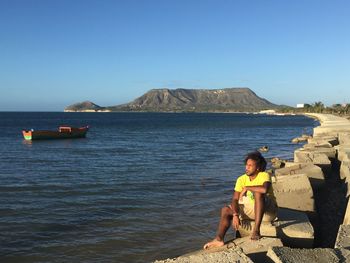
[{"xmin": 22, "ymin": 126, "xmax": 89, "ymax": 140}]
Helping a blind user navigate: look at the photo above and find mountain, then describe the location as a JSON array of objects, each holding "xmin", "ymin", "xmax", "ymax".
[
  {"xmin": 107, "ymin": 88, "xmax": 279, "ymax": 112},
  {"xmin": 64, "ymin": 101, "xmax": 104, "ymax": 112},
  {"xmin": 65, "ymin": 88, "xmax": 280, "ymax": 112}
]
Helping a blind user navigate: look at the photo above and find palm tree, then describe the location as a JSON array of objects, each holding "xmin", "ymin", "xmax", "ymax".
[
  {"xmin": 312, "ymin": 101, "xmax": 324, "ymax": 113},
  {"xmin": 345, "ymin": 104, "xmax": 350, "ymax": 115},
  {"xmin": 303, "ymin": 104, "xmax": 312, "ymax": 112}
]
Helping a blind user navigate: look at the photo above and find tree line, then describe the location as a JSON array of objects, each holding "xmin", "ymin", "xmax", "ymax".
[{"xmin": 280, "ymin": 102, "xmax": 350, "ymax": 115}]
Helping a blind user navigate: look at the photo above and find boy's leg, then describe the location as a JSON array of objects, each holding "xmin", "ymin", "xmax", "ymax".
[
  {"xmin": 203, "ymin": 206, "xmax": 233, "ymax": 249},
  {"xmin": 240, "ymin": 195, "xmax": 278, "ymax": 239},
  {"xmin": 251, "ymin": 192, "xmax": 265, "ymax": 240}
]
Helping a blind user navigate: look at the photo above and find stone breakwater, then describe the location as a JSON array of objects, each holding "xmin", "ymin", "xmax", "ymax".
[{"xmin": 155, "ymin": 113, "xmax": 350, "ymax": 263}]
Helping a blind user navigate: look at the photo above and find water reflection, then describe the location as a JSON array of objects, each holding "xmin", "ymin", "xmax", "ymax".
[{"xmin": 22, "ymin": 140, "xmax": 33, "ymax": 147}]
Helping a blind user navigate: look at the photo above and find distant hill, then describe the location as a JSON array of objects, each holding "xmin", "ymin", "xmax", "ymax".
[
  {"xmin": 65, "ymin": 88, "xmax": 280, "ymax": 112},
  {"xmin": 64, "ymin": 101, "xmax": 104, "ymax": 112}
]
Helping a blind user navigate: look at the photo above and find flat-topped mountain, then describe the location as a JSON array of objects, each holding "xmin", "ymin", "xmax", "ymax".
[{"xmin": 65, "ymin": 88, "xmax": 280, "ymax": 112}]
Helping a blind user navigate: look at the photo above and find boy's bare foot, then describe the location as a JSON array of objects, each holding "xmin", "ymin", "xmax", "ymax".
[
  {"xmin": 203, "ymin": 238, "xmax": 224, "ymax": 250},
  {"xmin": 250, "ymin": 231, "xmax": 261, "ymax": 241}
]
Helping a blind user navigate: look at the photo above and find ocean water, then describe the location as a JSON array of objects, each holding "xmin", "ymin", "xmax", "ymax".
[{"xmin": 0, "ymin": 112, "xmax": 317, "ymax": 263}]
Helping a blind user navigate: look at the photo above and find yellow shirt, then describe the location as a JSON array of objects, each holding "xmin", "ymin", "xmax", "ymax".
[{"xmin": 234, "ymin": 171, "xmax": 275, "ymax": 203}]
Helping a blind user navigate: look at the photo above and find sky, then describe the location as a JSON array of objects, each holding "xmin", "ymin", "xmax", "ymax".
[{"xmin": 0, "ymin": 0, "xmax": 349, "ymax": 111}]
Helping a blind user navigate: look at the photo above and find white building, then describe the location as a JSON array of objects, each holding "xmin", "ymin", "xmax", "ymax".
[{"xmin": 296, "ymin": 104, "xmax": 305, "ymax": 108}]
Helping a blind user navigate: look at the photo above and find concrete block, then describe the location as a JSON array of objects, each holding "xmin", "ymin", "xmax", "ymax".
[
  {"xmin": 180, "ymin": 237, "xmax": 282, "ymax": 263},
  {"xmin": 232, "ymin": 236, "xmax": 283, "ymax": 263},
  {"xmin": 154, "ymin": 247, "xmax": 254, "ymax": 263},
  {"xmin": 283, "ymin": 161, "xmax": 300, "ymax": 167},
  {"xmin": 272, "ymin": 208, "xmax": 314, "ymax": 248},
  {"xmin": 338, "ymin": 248, "xmax": 350, "ymax": 262},
  {"xmin": 305, "ymin": 141, "xmax": 333, "ymax": 148},
  {"xmin": 308, "ymin": 136, "xmax": 338, "ymax": 147},
  {"xmin": 335, "ymin": 224, "xmax": 350, "ymax": 249},
  {"xmin": 339, "ymin": 161, "xmax": 350, "ymax": 198},
  {"xmin": 275, "ymin": 163, "xmax": 323, "ymax": 177},
  {"xmin": 301, "ymin": 145, "xmax": 336, "ymax": 159},
  {"xmin": 275, "ymin": 163, "xmax": 325, "ymax": 189},
  {"xmin": 336, "ymin": 145, "xmax": 350, "ymax": 162},
  {"xmin": 339, "ymin": 132, "xmax": 350, "ymax": 145},
  {"xmin": 313, "ymin": 124, "xmax": 350, "ymax": 137},
  {"xmin": 340, "ymin": 161, "xmax": 350, "ymax": 181},
  {"xmin": 294, "ymin": 149, "xmax": 332, "ymax": 178},
  {"xmin": 343, "ymin": 198, "xmax": 350, "ymax": 225},
  {"xmin": 273, "ymin": 174, "xmax": 315, "ymax": 213},
  {"xmin": 238, "ymin": 220, "xmax": 277, "ymax": 238},
  {"xmin": 294, "ymin": 149, "xmax": 331, "ymax": 165},
  {"xmin": 267, "ymin": 247, "xmax": 344, "ymax": 263}
]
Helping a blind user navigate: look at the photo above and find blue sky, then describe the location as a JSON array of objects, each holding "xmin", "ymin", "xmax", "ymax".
[{"xmin": 1, "ymin": 0, "xmax": 349, "ymax": 111}]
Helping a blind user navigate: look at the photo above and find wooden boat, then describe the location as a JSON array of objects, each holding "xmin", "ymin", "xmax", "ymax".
[{"xmin": 22, "ymin": 126, "xmax": 89, "ymax": 140}]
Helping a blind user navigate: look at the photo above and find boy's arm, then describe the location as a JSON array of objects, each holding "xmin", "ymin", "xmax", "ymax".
[
  {"xmin": 243, "ymin": 181, "xmax": 271, "ymax": 194},
  {"xmin": 231, "ymin": 191, "xmax": 241, "ymax": 230}
]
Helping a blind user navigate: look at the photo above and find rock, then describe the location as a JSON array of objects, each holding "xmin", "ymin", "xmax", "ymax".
[
  {"xmin": 291, "ymin": 134, "xmax": 312, "ymax": 144},
  {"xmin": 291, "ymin": 137, "xmax": 300, "ymax": 143},
  {"xmin": 258, "ymin": 146, "xmax": 269, "ymax": 152},
  {"xmin": 301, "ymin": 134, "xmax": 312, "ymax": 139},
  {"xmin": 270, "ymin": 157, "xmax": 286, "ymax": 169}
]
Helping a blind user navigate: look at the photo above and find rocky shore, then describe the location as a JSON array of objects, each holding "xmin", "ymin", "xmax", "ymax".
[{"xmin": 155, "ymin": 113, "xmax": 350, "ymax": 262}]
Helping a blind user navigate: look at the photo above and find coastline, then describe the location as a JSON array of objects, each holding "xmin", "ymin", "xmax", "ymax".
[{"xmin": 155, "ymin": 113, "xmax": 350, "ymax": 262}]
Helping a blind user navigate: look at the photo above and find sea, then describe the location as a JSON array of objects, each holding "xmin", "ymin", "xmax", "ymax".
[{"xmin": 0, "ymin": 112, "xmax": 318, "ymax": 263}]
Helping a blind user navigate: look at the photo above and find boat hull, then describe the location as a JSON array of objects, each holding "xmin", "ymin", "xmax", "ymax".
[{"xmin": 22, "ymin": 126, "xmax": 89, "ymax": 140}]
